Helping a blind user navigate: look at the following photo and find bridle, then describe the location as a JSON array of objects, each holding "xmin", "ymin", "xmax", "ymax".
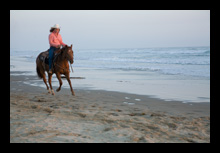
[{"xmin": 53, "ymin": 47, "xmax": 74, "ymax": 72}]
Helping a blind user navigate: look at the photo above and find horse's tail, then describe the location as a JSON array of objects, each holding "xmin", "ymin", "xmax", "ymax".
[
  {"xmin": 36, "ymin": 56, "xmax": 43, "ymax": 79},
  {"xmin": 36, "ymin": 66, "xmax": 43, "ymax": 78}
]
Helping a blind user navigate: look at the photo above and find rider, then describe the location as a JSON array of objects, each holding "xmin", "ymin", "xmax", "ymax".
[{"xmin": 48, "ymin": 24, "xmax": 66, "ymax": 74}]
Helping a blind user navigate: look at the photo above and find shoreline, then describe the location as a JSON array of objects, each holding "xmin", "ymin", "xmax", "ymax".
[
  {"xmin": 10, "ymin": 72, "xmax": 210, "ymax": 143},
  {"xmin": 10, "ymin": 61, "xmax": 210, "ymax": 103}
]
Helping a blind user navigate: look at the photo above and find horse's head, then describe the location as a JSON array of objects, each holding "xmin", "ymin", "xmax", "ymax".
[{"xmin": 63, "ymin": 44, "xmax": 74, "ymax": 64}]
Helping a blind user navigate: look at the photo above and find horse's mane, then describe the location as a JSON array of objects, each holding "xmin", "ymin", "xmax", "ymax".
[
  {"xmin": 54, "ymin": 46, "xmax": 69, "ymax": 62},
  {"xmin": 55, "ymin": 46, "xmax": 66, "ymax": 54}
]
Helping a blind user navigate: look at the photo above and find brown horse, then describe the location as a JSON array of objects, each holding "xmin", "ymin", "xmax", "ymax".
[{"xmin": 36, "ymin": 45, "xmax": 75, "ymax": 96}]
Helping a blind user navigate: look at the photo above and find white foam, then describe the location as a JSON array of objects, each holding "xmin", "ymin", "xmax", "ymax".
[{"xmin": 135, "ymin": 99, "xmax": 141, "ymax": 101}]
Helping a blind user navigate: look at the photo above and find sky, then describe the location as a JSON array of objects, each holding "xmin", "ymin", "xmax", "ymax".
[{"xmin": 10, "ymin": 10, "xmax": 210, "ymax": 50}]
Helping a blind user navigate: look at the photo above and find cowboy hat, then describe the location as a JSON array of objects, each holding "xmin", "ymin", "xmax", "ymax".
[{"xmin": 51, "ymin": 24, "xmax": 61, "ymax": 29}]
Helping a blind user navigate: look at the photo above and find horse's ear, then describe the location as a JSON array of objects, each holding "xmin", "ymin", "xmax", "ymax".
[
  {"xmin": 65, "ymin": 45, "xmax": 68, "ymax": 48},
  {"xmin": 71, "ymin": 44, "xmax": 72, "ymax": 48}
]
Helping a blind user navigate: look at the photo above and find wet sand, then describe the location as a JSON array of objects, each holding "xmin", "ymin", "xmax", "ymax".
[{"xmin": 10, "ymin": 72, "xmax": 210, "ymax": 143}]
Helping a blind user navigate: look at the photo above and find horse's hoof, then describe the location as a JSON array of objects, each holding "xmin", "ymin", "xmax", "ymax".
[
  {"xmin": 56, "ymin": 88, "xmax": 60, "ymax": 92},
  {"xmin": 52, "ymin": 90, "xmax": 55, "ymax": 95},
  {"xmin": 48, "ymin": 90, "xmax": 51, "ymax": 94},
  {"xmin": 72, "ymin": 92, "xmax": 75, "ymax": 96}
]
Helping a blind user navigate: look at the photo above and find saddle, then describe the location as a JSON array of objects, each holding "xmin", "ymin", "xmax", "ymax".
[
  {"xmin": 39, "ymin": 50, "xmax": 50, "ymax": 64},
  {"xmin": 39, "ymin": 49, "xmax": 61, "ymax": 66}
]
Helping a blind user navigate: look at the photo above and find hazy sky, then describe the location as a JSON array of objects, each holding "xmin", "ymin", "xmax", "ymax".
[{"xmin": 10, "ymin": 10, "xmax": 210, "ymax": 50}]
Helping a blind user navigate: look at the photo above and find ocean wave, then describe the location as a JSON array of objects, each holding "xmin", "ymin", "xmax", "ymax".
[
  {"xmin": 74, "ymin": 62, "xmax": 210, "ymax": 78},
  {"xmin": 79, "ymin": 57, "xmax": 210, "ymax": 66}
]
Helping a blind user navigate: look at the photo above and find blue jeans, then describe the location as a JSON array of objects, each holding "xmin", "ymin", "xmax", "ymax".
[{"xmin": 49, "ymin": 46, "xmax": 57, "ymax": 70}]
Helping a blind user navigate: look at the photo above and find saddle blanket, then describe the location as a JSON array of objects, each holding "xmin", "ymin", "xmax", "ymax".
[{"xmin": 39, "ymin": 50, "xmax": 50, "ymax": 65}]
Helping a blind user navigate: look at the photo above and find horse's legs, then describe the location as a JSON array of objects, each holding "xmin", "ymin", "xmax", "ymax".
[
  {"xmin": 42, "ymin": 73, "xmax": 51, "ymax": 93},
  {"xmin": 65, "ymin": 72, "xmax": 75, "ymax": 96},
  {"xmin": 48, "ymin": 74, "xmax": 55, "ymax": 95},
  {"xmin": 55, "ymin": 72, "xmax": 62, "ymax": 92}
]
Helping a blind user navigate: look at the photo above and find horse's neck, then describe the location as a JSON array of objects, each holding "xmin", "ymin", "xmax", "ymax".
[{"xmin": 56, "ymin": 52, "xmax": 68, "ymax": 64}]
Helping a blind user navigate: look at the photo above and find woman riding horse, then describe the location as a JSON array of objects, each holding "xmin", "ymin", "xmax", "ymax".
[
  {"xmin": 36, "ymin": 24, "xmax": 75, "ymax": 96},
  {"xmin": 49, "ymin": 24, "xmax": 66, "ymax": 74}
]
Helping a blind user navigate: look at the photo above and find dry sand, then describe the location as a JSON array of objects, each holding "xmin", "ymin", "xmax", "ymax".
[{"xmin": 10, "ymin": 72, "xmax": 210, "ymax": 143}]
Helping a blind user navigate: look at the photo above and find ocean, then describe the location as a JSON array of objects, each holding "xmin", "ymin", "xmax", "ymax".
[
  {"xmin": 10, "ymin": 46, "xmax": 210, "ymax": 103},
  {"xmin": 74, "ymin": 47, "xmax": 210, "ymax": 78}
]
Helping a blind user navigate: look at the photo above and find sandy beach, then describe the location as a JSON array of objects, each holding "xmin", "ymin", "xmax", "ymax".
[{"xmin": 10, "ymin": 72, "xmax": 210, "ymax": 143}]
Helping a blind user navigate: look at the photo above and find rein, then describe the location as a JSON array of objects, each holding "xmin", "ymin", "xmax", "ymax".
[{"xmin": 70, "ymin": 61, "xmax": 74, "ymax": 72}]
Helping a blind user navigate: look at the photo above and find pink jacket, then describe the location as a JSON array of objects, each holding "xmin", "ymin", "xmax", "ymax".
[{"xmin": 49, "ymin": 32, "xmax": 66, "ymax": 47}]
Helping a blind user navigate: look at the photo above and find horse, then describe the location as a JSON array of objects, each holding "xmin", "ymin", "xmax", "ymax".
[{"xmin": 36, "ymin": 45, "xmax": 75, "ymax": 96}]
